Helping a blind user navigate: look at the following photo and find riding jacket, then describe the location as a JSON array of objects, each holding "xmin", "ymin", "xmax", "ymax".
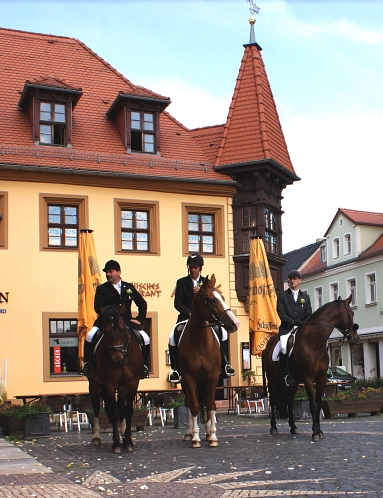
[
  {"xmin": 174, "ymin": 274, "xmax": 206, "ymax": 323},
  {"xmin": 93, "ymin": 280, "xmax": 147, "ymax": 329},
  {"xmin": 277, "ymin": 288, "xmax": 312, "ymax": 336}
]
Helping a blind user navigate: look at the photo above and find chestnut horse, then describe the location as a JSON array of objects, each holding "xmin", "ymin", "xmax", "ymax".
[
  {"xmin": 178, "ymin": 274, "xmax": 240, "ymax": 448},
  {"xmin": 262, "ymin": 296, "xmax": 359, "ymax": 441},
  {"xmin": 88, "ymin": 305, "xmax": 142, "ymax": 453}
]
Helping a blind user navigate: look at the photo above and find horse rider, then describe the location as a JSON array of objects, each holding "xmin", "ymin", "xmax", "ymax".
[
  {"xmin": 168, "ymin": 253, "xmax": 235, "ymax": 384},
  {"xmin": 80, "ymin": 259, "xmax": 150, "ymax": 379},
  {"xmin": 277, "ymin": 269, "xmax": 312, "ymax": 387}
]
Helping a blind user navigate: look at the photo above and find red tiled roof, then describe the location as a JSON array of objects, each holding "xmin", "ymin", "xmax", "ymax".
[
  {"xmin": 190, "ymin": 125, "xmax": 225, "ymax": 165},
  {"xmin": 26, "ymin": 75, "xmax": 82, "ymax": 91},
  {"xmin": 359, "ymin": 233, "xmax": 383, "ymax": 259},
  {"xmin": 300, "ymin": 250, "xmax": 326, "ymax": 276},
  {"xmin": 215, "ymin": 43, "xmax": 295, "ymax": 175},
  {"xmin": 0, "ymin": 27, "xmax": 233, "ymax": 184},
  {"xmin": 325, "ymin": 208, "xmax": 383, "ymax": 235}
]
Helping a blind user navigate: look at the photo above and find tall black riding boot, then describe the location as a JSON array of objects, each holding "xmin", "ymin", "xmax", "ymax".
[
  {"xmin": 221, "ymin": 339, "xmax": 235, "ymax": 377},
  {"xmin": 168, "ymin": 345, "xmax": 181, "ymax": 383},
  {"xmin": 140, "ymin": 344, "xmax": 150, "ymax": 379},
  {"xmin": 279, "ymin": 352, "xmax": 294, "ymax": 387},
  {"xmin": 80, "ymin": 340, "xmax": 93, "ymax": 377}
]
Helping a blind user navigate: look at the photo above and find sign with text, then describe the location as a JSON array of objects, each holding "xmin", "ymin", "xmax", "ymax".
[{"xmin": 53, "ymin": 346, "xmax": 61, "ymax": 374}]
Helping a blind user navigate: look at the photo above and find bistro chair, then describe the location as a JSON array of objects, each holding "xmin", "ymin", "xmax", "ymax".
[
  {"xmin": 40, "ymin": 396, "xmax": 68, "ymax": 432},
  {"xmin": 70, "ymin": 394, "xmax": 92, "ymax": 431}
]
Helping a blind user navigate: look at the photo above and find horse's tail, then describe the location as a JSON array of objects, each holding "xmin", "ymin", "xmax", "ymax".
[
  {"xmin": 261, "ymin": 350, "xmax": 268, "ymax": 399},
  {"xmin": 196, "ymin": 381, "xmax": 206, "ymax": 423}
]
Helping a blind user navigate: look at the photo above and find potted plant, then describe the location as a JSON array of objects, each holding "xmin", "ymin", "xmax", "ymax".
[
  {"xmin": 166, "ymin": 393, "xmax": 190, "ymax": 428},
  {"xmin": 322, "ymin": 378, "xmax": 383, "ymax": 419},
  {"xmin": 242, "ymin": 370, "xmax": 256, "ymax": 385},
  {"xmin": 293, "ymin": 388, "xmax": 311, "ymax": 420},
  {"xmin": 0, "ymin": 401, "xmax": 52, "ymax": 437}
]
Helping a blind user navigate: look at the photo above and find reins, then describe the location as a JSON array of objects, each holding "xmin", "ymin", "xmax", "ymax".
[{"xmin": 188, "ymin": 287, "xmax": 231, "ymax": 329}]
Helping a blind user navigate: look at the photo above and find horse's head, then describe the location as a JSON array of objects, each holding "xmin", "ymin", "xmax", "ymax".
[
  {"xmin": 198, "ymin": 274, "xmax": 240, "ymax": 333},
  {"xmin": 99, "ymin": 305, "xmax": 128, "ymax": 364},
  {"xmin": 338, "ymin": 295, "xmax": 359, "ymax": 345}
]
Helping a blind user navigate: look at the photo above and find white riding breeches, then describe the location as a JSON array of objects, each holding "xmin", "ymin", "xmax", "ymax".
[
  {"xmin": 86, "ymin": 326, "xmax": 150, "ymax": 345},
  {"xmin": 279, "ymin": 326, "xmax": 297, "ymax": 354},
  {"xmin": 168, "ymin": 320, "xmax": 228, "ymax": 346}
]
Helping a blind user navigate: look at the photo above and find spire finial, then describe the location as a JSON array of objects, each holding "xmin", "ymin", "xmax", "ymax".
[{"xmin": 247, "ymin": 1, "xmax": 260, "ymax": 44}]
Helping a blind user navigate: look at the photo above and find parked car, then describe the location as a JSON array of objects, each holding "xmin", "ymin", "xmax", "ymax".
[{"xmin": 326, "ymin": 366, "xmax": 357, "ymax": 389}]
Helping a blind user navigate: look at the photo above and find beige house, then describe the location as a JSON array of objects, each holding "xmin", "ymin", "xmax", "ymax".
[{"xmin": 0, "ymin": 22, "xmax": 299, "ymax": 399}]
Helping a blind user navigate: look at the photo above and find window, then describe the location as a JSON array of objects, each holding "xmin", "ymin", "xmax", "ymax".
[
  {"xmin": 264, "ymin": 208, "xmax": 278, "ymax": 254},
  {"xmin": 366, "ymin": 273, "xmax": 377, "ymax": 304},
  {"xmin": 344, "ymin": 234, "xmax": 351, "ymax": 255},
  {"xmin": 320, "ymin": 243, "xmax": 327, "ymax": 263},
  {"xmin": 0, "ymin": 192, "xmax": 8, "ymax": 249},
  {"xmin": 42, "ymin": 312, "xmax": 80, "ymax": 380},
  {"xmin": 242, "ymin": 206, "xmax": 257, "ymax": 252},
  {"xmin": 115, "ymin": 199, "xmax": 159, "ymax": 254},
  {"xmin": 330, "ymin": 345, "xmax": 342, "ymax": 366},
  {"xmin": 330, "ymin": 282, "xmax": 339, "ymax": 301},
  {"xmin": 39, "ymin": 194, "xmax": 88, "ymax": 251},
  {"xmin": 347, "ymin": 278, "xmax": 357, "ymax": 306},
  {"xmin": 333, "ymin": 238, "xmax": 340, "ymax": 259},
  {"xmin": 39, "ymin": 102, "xmax": 67, "ymax": 145},
  {"xmin": 315, "ymin": 286, "xmax": 323, "ymax": 309},
  {"xmin": 182, "ymin": 203, "xmax": 224, "ymax": 257},
  {"xmin": 131, "ymin": 111, "xmax": 155, "ymax": 153}
]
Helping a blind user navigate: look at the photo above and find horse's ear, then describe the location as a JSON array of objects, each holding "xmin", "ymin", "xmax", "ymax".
[
  {"xmin": 337, "ymin": 296, "xmax": 342, "ymax": 301},
  {"xmin": 344, "ymin": 295, "xmax": 352, "ymax": 306},
  {"xmin": 210, "ymin": 274, "xmax": 216, "ymax": 287}
]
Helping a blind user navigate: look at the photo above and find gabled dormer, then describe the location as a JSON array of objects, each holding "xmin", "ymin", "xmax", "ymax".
[
  {"xmin": 18, "ymin": 76, "xmax": 82, "ymax": 148},
  {"xmin": 107, "ymin": 92, "xmax": 170, "ymax": 155}
]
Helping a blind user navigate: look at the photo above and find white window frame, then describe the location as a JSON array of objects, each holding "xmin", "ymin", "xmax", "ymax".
[
  {"xmin": 344, "ymin": 233, "xmax": 351, "ymax": 256},
  {"xmin": 314, "ymin": 286, "xmax": 323, "ymax": 310},
  {"xmin": 333, "ymin": 238, "xmax": 340, "ymax": 259},
  {"xmin": 329, "ymin": 281, "xmax": 339, "ymax": 301},
  {"xmin": 320, "ymin": 243, "xmax": 327, "ymax": 263},
  {"xmin": 365, "ymin": 272, "xmax": 377, "ymax": 305},
  {"xmin": 346, "ymin": 277, "xmax": 357, "ymax": 307}
]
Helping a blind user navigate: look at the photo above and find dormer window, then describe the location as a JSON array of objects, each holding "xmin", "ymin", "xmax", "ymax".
[
  {"xmin": 107, "ymin": 93, "xmax": 170, "ymax": 155},
  {"xmin": 18, "ymin": 77, "xmax": 82, "ymax": 148},
  {"xmin": 131, "ymin": 111, "xmax": 155, "ymax": 153},
  {"xmin": 40, "ymin": 102, "xmax": 67, "ymax": 145}
]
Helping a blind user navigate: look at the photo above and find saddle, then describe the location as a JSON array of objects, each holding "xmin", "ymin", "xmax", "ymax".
[{"xmin": 272, "ymin": 329, "xmax": 297, "ymax": 362}]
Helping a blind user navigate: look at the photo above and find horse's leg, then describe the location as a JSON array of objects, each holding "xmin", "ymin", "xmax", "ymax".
[
  {"xmin": 205, "ymin": 378, "xmax": 218, "ymax": 447},
  {"xmin": 89, "ymin": 380, "xmax": 102, "ymax": 446},
  {"xmin": 312, "ymin": 377, "xmax": 326, "ymax": 441},
  {"xmin": 287, "ymin": 386, "xmax": 299, "ymax": 435},
  {"xmin": 206, "ymin": 410, "xmax": 218, "ymax": 447},
  {"xmin": 102, "ymin": 386, "xmax": 122, "ymax": 454},
  {"xmin": 122, "ymin": 394, "xmax": 134, "ymax": 452},
  {"xmin": 268, "ymin": 378, "xmax": 278, "ymax": 435},
  {"xmin": 182, "ymin": 378, "xmax": 201, "ymax": 448}
]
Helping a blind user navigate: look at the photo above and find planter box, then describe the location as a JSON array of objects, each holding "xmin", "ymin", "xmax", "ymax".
[
  {"xmin": 24, "ymin": 413, "xmax": 51, "ymax": 438},
  {"xmin": 293, "ymin": 400, "xmax": 311, "ymax": 420},
  {"xmin": 0, "ymin": 414, "xmax": 23, "ymax": 436},
  {"xmin": 322, "ymin": 398, "xmax": 383, "ymax": 419}
]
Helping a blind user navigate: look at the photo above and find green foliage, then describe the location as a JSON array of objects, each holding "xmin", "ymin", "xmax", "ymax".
[
  {"xmin": 166, "ymin": 393, "xmax": 185, "ymax": 408},
  {"xmin": 294, "ymin": 388, "xmax": 308, "ymax": 401},
  {"xmin": 0, "ymin": 401, "xmax": 52, "ymax": 419},
  {"xmin": 326, "ymin": 380, "xmax": 383, "ymax": 402},
  {"xmin": 242, "ymin": 370, "xmax": 256, "ymax": 385}
]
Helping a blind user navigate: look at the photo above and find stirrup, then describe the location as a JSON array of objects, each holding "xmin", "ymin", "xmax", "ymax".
[
  {"xmin": 284, "ymin": 374, "xmax": 294, "ymax": 387},
  {"xmin": 80, "ymin": 363, "xmax": 91, "ymax": 377},
  {"xmin": 140, "ymin": 365, "xmax": 149, "ymax": 379},
  {"xmin": 225, "ymin": 364, "xmax": 235, "ymax": 376},
  {"xmin": 169, "ymin": 370, "xmax": 181, "ymax": 383}
]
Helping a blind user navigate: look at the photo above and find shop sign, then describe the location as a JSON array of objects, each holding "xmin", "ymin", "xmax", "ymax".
[{"xmin": 50, "ymin": 337, "xmax": 78, "ymax": 347}]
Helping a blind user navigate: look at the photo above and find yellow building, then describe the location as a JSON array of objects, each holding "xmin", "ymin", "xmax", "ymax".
[{"xmin": 0, "ymin": 23, "xmax": 298, "ymax": 400}]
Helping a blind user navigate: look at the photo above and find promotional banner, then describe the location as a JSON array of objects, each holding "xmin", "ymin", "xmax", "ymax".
[
  {"xmin": 249, "ymin": 237, "xmax": 280, "ymax": 356},
  {"xmin": 77, "ymin": 229, "xmax": 101, "ymax": 359}
]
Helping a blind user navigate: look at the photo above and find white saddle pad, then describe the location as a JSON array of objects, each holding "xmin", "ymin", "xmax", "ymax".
[{"xmin": 271, "ymin": 327, "xmax": 297, "ymax": 361}]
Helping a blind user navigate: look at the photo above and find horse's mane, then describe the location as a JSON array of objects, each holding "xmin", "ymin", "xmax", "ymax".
[{"xmin": 304, "ymin": 298, "xmax": 342, "ymax": 325}]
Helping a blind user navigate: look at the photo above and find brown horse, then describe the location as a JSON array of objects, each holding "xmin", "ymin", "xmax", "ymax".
[
  {"xmin": 178, "ymin": 274, "xmax": 240, "ymax": 448},
  {"xmin": 262, "ymin": 296, "xmax": 359, "ymax": 441},
  {"xmin": 88, "ymin": 305, "xmax": 142, "ymax": 453}
]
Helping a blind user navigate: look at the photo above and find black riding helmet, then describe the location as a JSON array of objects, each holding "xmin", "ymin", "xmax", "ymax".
[{"xmin": 187, "ymin": 253, "xmax": 204, "ymax": 267}]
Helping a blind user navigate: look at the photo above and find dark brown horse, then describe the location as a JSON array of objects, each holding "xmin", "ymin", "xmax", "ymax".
[
  {"xmin": 178, "ymin": 275, "xmax": 240, "ymax": 448},
  {"xmin": 88, "ymin": 305, "xmax": 142, "ymax": 453},
  {"xmin": 262, "ymin": 296, "xmax": 359, "ymax": 441}
]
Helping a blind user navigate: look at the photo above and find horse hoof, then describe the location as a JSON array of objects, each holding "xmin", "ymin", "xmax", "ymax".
[
  {"xmin": 291, "ymin": 428, "xmax": 299, "ymax": 435},
  {"xmin": 183, "ymin": 434, "xmax": 192, "ymax": 441},
  {"xmin": 191, "ymin": 441, "xmax": 201, "ymax": 448},
  {"xmin": 270, "ymin": 428, "xmax": 278, "ymax": 435},
  {"xmin": 208, "ymin": 440, "xmax": 219, "ymax": 447},
  {"xmin": 92, "ymin": 438, "xmax": 101, "ymax": 446},
  {"xmin": 312, "ymin": 434, "xmax": 321, "ymax": 442},
  {"xmin": 112, "ymin": 445, "xmax": 122, "ymax": 454},
  {"xmin": 123, "ymin": 445, "xmax": 134, "ymax": 452}
]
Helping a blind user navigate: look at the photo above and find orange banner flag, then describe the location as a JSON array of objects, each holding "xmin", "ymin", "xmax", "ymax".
[
  {"xmin": 77, "ymin": 229, "xmax": 102, "ymax": 359},
  {"xmin": 249, "ymin": 237, "xmax": 280, "ymax": 356}
]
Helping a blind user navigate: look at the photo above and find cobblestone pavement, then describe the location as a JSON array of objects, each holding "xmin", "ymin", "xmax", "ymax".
[{"xmin": 1, "ymin": 413, "xmax": 383, "ymax": 497}]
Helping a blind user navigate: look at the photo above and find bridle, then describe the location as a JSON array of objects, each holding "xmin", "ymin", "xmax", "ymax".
[
  {"xmin": 103, "ymin": 314, "xmax": 130, "ymax": 359},
  {"xmin": 201, "ymin": 288, "xmax": 231, "ymax": 326}
]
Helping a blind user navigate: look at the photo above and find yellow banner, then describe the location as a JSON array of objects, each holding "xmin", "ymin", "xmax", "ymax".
[
  {"xmin": 249, "ymin": 237, "xmax": 280, "ymax": 356},
  {"xmin": 77, "ymin": 230, "xmax": 102, "ymax": 359}
]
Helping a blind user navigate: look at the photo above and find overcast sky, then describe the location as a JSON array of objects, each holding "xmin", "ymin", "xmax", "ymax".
[{"xmin": 2, "ymin": 0, "xmax": 383, "ymax": 253}]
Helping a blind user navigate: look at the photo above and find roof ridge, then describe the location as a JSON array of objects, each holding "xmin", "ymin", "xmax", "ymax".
[{"xmin": 0, "ymin": 26, "xmax": 74, "ymax": 42}]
